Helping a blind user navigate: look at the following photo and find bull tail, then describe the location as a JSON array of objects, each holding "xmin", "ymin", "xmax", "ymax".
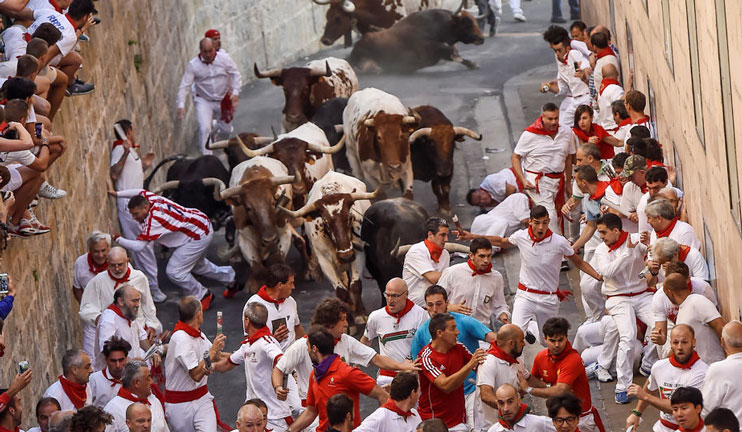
[{"xmin": 143, "ymin": 154, "xmax": 189, "ymax": 190}]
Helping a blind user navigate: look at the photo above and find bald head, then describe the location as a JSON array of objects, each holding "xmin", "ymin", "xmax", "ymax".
[
  {"xmin": 602, "ymin": 63, "xmax": 619, "ymax": 80},
  {"xmin": 386, "ymin": 277, "xmax": 407, "ymax": 292},
  {"xmin": 125, "ymin": 403, "xmax": 151, "ymax": 432},
  {"xmin": 236, "ymin": 404, "xmax": 264, "ymax": 431},
  {"xmin": 591, "ymin": 24, "xmax": 610, "ymax": 39},
  {"xmin": 108, "ymin": 246, "xmax": 128, "ymax": 261},
  {"xmin": 722, "ymin": 320, "xmax": 742, "ymax": 350},
  {"xmin": 497, "ymin": 324, "xmax": 523, "ymax": 344},
  {"xmin": 385, "ymin": 277, "xmax": 410, "ymax": 314},
  {"xmin": 671, "ymin": 323, "xmax": 695, "ymax": 339},
  {"xmin": 199, "ymin": 37, "xmax": 214, "ymax": 51},
  {"xmin": 495, "ymin": 383, "xmax": 519, "ymax": 399}
]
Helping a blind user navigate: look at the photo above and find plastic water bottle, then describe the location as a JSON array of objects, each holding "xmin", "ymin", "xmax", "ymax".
[{"xmin": 216, "ymin": 311, "xmax": 223, "ymax": 335}]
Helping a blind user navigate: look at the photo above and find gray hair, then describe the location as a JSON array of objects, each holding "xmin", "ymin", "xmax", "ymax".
[
  {"xmin": 121, "ymin": 360, "xmax": 148, "ymax": 389},
  {"xmin": 722, "ymin": 320, "xmax": 742, "ymax": 349},
  {"xmin": 652, "ymin": 237, "xmax": 680, "ymax": 261},
  {"xmin": 659, "ymin": 186, "xmax": 678, "ymax": 198},
  {"xmin": 645, "ymin": 198, "xmax": 676, "ymax": 220},
  {"xmin": 244, "ymin": 302, "xmax": 268, "ymax": 328},
  {"xmin": 49, "ymin": 410, "xmax": 73, "ymax": 432},
  {"xmin": 87, "ymin": 230, "xmax": 112, "ymax": 250},
  {"xmin": 61, "ymin": 350, "xmax": 86, "ymax": 375}
]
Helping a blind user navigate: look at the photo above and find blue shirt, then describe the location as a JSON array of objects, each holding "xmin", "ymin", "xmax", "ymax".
[
  {"xmin": 0, "ymin": 295, "xmax": 13, "ymax": 320},
  {"xmin": 410, "ymin": 312, "xmax": 492, "ymax": 395}
]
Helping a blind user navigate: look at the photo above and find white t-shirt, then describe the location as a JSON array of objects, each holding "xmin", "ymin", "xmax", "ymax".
[
  {"xmin": 0, "ymin": 59, "xmax": 18, "ymax": 79},
  {"xmin": 597, "ymin": 83, "xmax": 624, "ymax": 131},
  {"xmin": 27, "ymin": 9, "xmax": 78, "ymax": 65},
  {"xmin": 647, "ymin": 356, "xmax": 708, "ymax": 428},
  {"xmin": 354, "ymin": 405, "xmax": 422, "ymax": 432},
  {"xmin": 244, "ymin": 293, "xmax": 300, "ymax": 351},
  {"xmin": 676, "ymin": 294, "xmax": 724, "ymax": 364},
  {"xmin": 438, "ymin": 262, "xmax": 508, "ymax": 326},
  {"xmin": 44, "ymin": 379, "xmax": 93, "ymax": 411},
  {"xmin": 701, "ymin": 352, "xmax": 742, "ymax": 420},
  {"xmin": 476, "ymin": 354, "xmax": 530, "ymax": 432},
  {"xmin": 73, "ymin": 253, "xmax": 100, "ymax": 291},
  {"xmin": 470, "ymin": 193, "xmax": 530, "ymax": 246},
  {"xmin": 593, "ymin": 233, "xmax": 648, "ymax": 296},
  {"xmin": 228, "ymin": 332, "xmax": 291, "ymax": 420},
  {"xmin": 650, "ymin": 220, "xmax": 702, "ymax": 250},
  {"xmin": 363, "ymin": 303, "xmax": 427, "ymax": 379},
  {"xmin": 109, "ymin": 146, "xmax": 144, "ymax": 192},
  {"xmin": 556, "ymin": 49, "xmax": 590, "ymax": 97},
  {"xmin": 96, "ymin": 308, "xmax": 147, "ymax": 366},
  {"xmin": 402, "ymin": 241, "xmax": 450, "ymax": 307},
  {"xmin": 508, "ymin": 228, "xmax": 574, "ymax": 293},
  {"xmin": 652, "ymin": 277, "xmax": 717, "ymax": 324},
  {"xmin": 89, "ymin": 368, "xmax": 122, "ymax": 408},
  {"xmin": 103, "ymin": 394, "xmax": 169, "ymax": 432},
  {"xmin": 1, "ymin": 25, "xmax": 27, "ymax": 62},
  {"xmin": 593, "ymin": 54, "xmax": 620, "ymax": 94},
  {"xmin": 479, "ymin": 168, "xmax": 519, "ymax": 203},
  {"xmin": 486, "ymin": 414, "xmax": 556, "ymax": 432},
  {"xmin": 620, "ymin": 181, "xmax": 645, "ymax": 219},
  {"xmin": 514, "ymin": 128, "xmax": 575, "ymax": 174},
  {"xmin": 164, "ymin": 329, "xmax": 213, "ymax": 392}
]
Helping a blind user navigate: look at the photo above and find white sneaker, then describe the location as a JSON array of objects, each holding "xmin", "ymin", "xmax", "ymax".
[
  {"xmin": 37, "ymin": 181, "xmax": 67, "ymax": 199},
  {"xmin": 514, "ymin": 13, "xmax": 527, "ymax": 22},
  {"xmin": 26, "ymin": 209, "xmax": 50, "ymax": 234},
  {"xmin": 596, "ymin": 364, "xmax": 614, "ymax": 382},
  {"xmin": 150, "ymin": 289, "xmax": 167, "ymax": 303}
]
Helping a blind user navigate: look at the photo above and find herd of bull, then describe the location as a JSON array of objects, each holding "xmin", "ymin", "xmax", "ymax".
[{"xmin": 146, "ymin": 0, "xmax": 490, "ymax": 323}]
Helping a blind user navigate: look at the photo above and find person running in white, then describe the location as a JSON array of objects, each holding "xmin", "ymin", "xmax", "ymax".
[
  {"xmin": 109, "ymin": 119, "xmax": 164, "ymax": 302},
  {"xmin": 103, "ymin": 360, "xmax": 169, "ymax": 432},
  {"xmin": 73, "ymin": 231, "xmax": 112, "ymax": 358},
  {"xmin": 361, "ymin": 278, "xmax": 427, "ymax": 386},
  {"xmin": 176, "ymin": 38, "xmax": 241, "ymax": 154},
  {"xmin": 109, "ymin": 189, "xmax": 236, "ymax": 311},
  {"xmin": 89, "ymin": 337, "xmax": 129, "ymax": 409},
  {"xmin": 354, "ymin": 372, "xmax": 422, "ymax": 432},
  {"xmin": 403, "ymin": 217, "xmax": 451, "ymax": 307},
  {"xmin": 701, "ymin": 321, "xmax": 742, "ymax": 421}
]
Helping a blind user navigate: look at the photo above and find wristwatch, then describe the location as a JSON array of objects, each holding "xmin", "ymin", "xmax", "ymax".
[{"xmin": 525, "ymin": 386, "xmax": 533, "ymax": 394}]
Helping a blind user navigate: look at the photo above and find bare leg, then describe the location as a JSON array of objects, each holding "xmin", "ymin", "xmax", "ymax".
[
  {"xmin": 10, "ymin": 170, "xmax": 43, "ymax": 225},
  {"xmin": 47, "ymin": 67, "xmax": 69, "ymax": 120}
]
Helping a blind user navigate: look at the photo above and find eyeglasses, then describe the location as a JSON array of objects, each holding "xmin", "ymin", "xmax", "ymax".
[
  {"xmin": 384, "ymin": 290, "xmax": 408, "ymax": 299},
  {"xmin": 553, "ymin": 416, "xmax": 578, "ymax": 426}
]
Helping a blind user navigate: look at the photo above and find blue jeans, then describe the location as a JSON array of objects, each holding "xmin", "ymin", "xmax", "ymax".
[{"xmin": 552, "ymin": 0, "xmax": 579, "ymax": 18}]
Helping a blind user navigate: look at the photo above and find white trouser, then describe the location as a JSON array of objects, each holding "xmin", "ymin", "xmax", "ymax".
[
  {"xmin": 512, "ymin": 292, "xmax": 559, "ymax": 344},
  {"xmin": 82, "ymin": 322, "xmax": 96, "ymax": 359},
  {"xmin": 194, "ymin": 95, "xmax": 232, "ymax": 155},
  {"xmin": 604, "ymin": 292, "xmax": 655, "ymax": 392},
  {"xmin": 523, "ymin": 173, "xmax": 562, "ymax": 234},
  {"xmin": 579, "ymin": 410, "xmax": 601, "ymax": 432},
  {"xmin": 166, "ymin": 232, "xmax": 235, "ymax": 299},
  {"xmin": 574, "ymin": 321, "xmax": 602, "ymax": 353},
  {"xmin": 376, "ymin": 374, "xmax": 393, "ymax": 387},
  {"xmin": 465, "ymin": 389, "xmax": 477, "ymax": 430},
  {"xmin": 580, "ymin": 273, "xmax": 605, "ymax": 323},
  {"xmin": 164, "ymin": 393, "xmax": 216, "ymax": 432},
  {"xmin": 267, "ymin": 418, "xmax": 292, "ymax": 431},
  {"xmin": 559, "ymin": 94, "xmax": 592, "ymax": 129},
  {"xmin": 488, "ymin": 0, "xmax": 523, "ymax": 15},
  {"xmin": 118, "ymin": 201, "xmax": 160, "ymax": 292}
]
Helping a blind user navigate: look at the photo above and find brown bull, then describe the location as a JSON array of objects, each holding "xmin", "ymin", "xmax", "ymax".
[{"xmin": 313, "ymin": 0, "xmax": 407, "ymax": 47}]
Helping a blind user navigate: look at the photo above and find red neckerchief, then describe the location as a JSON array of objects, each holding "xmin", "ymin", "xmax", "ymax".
[
  {"xmin": 112, "ymin": 139, "xmax": 139, "ymax": 149},
  {"xmin": 468, "ymin": 259, "xmax": 492, "ymax": 276},
  {"xmin": 678, "ymin": 245, "xmax": 691, "ymax": 262},
  {"xmin": 572, "ymin": 123, "xmax": 610, "ymax": 143},
  {"xmin": 381, "ymin": 399, "xmax": 414, "ymax": 419},
  {"xmin": 655, "ymin": 217, "xmax": 679, "ymax": 238},
  {"xmin": 424, "ymin": 239, "xmax": 443, "ymax": 263},
  {"xmin": 102, "ymin": 368, "xmax": 121, "ymax": 387},
  {"xmin": 108, "ymin": 267, "xmax": 131, "ymax": 290},
  {"xmin": 527, "ymin": 226, "xmax": 553, "ymax": 246},
  {"xmin": 0, "ymin": 426, "xmax": 19, "ymax": 432},
  {"xmin": 647, "ymin": 159, "xmax": 664, "ymax": 168},
  {"xmin": 244, "ymin": 326, "xmax": 272, "ymax": 345},
  {"xmin": 608, "ymin": 231, "xmax": 629, "ymax": 252},
  {"xmin": 107, "ymin": 304, "xmax": 131, "ymax": 327},
  {"xmin": 548, "ymin": 341, "xmax": 577, "ymax": 363},
  {"xmin": 558, "ymin": 47, "xmax": 571, "ymax": 65},
  {"xmin": 59, "ymin": 375, "xmax": 88, "ymax": 409},
  {"xmin": 117, "ymin": 387, "xmax": 150, "ymax": 405},
  {"xmin": 591, "ymin": 178, "xmax": 624, "ymax": 201},
  {"xmin": 257, "ymin": 285, "xmax": 286, "ymax": 305},
  {"xmin": 640, "ymin": 183, "xmax": 649, "ymax": 193},
  {"xmin": 599, "ymin": 78, "xmax": 621, "ymax": 95},
  {"xmin": 498, "ymin": 403, "xmax": 530, "ymax": 429},
  {"xmin": 617, "ymin": 117, "xmax": 633, "ymax": 128},
  {"xmin": 525, "ymin": 116, "xmax": 558, "ymax": 137},
  {"xmin": 669, "ymin": 351, "xmax": 701, "ymax": 370},
  {"xmin": 635, "ymin": 115, "xmax": 651, "ymax": 125},
  {"xmin": 63, "ymin": 13, "xmax": 78, "ymax": 30},
  {"xmin": 87, "ymin": 253, "xmax": 108, "ymax": 274},
  {"xmin": 173, "ymin": 320, "xmax": 204, "ymax": 339},
  {"xmin": 49, "ymin": 0, "xmax": 63, "ymax": 13},
  {"xmin": 333, "ymin": 336, "xmax": 342, "ymax": 346},
  {"xmin": 385, "ymin": 299, "xmax": 415, "ymax": 324},
  {"xmin": 487, "ymin": 342, "xmax": 518, "ymax": 365},
  {"xmin": 199, "ymin": 52, "xmax": 217, "ymax": 65},
  {"xmin": 679, "ymin": 419, "xmax": 704, "ymax": 432},
  {"xmin": 596, "ymin": 47, "xmax": 615, "ymax": 59}
]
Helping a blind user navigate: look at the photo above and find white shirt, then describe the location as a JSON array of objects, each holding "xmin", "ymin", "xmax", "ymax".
[
  {"xmin": 650, "ymin": 220, "xmax": 701, "ymax": 250},
  {"xmin": 103, "ymin": 394, "xmax": 169, "ymax": 432},
  {"xmin": 470, "ymin": 193, "xmax": 530, "ymax": 247},
  {"xmin": 636, "ymin": 192, "xmax": 652, "ymax": 234},
  {"xmin": 597, "ymin": 83, "xmax": 624, "ymax": 130},
  {"xmin": 27, "ymin": 9, "xmax": 77, "ymax": 65},
  {"xmin": 1, "ymin": 25, "xmax": 27, "ymax": 62},
  {"xmin": 354, "ymin": 405, "xmax": 422, "ymax": 432},
  {"xmin": 479, "ymin": 168, "xmax": 519, "ymax": 203},
  {"xmin": 363, "ymin": 303, "xmax": 427, "ymax": 374},
  {"xmin": 0, "ymin": 59, "xmax": 18, "ymax": 78},
  {"xmin": 73, "ymin": 253, "xmax": 102, "ymax": 291},
  {"xmin": 228, "ymin": 332, "xmax": 291, "ymax": 420},
  {"xmin": 508, "ymin": 228, "xmax": 574, "ymax": 293},
  {"xmin": 680, "ymin": 247, "xmax": 710, "ymax": 281},
  {"xmin": 402, "ymin": 241, "xmax": 450, "ymax": 307},
  {"xmin": 110, "ymin": 145, "xmax": 143, "ymax": 192},
  {"xmin": 176, "ymin": 52, "xmax": 241, "ymax": 108},
  {"xmin": 438, "ymin": 262, "xmax": 508, "ymax": 326},
  {"xmin": 620, "ymin": 182, "xmax": 645, "ymax": 220},
  {"xmin": 244, "ymin": 293, "xmax": 300, "ymax": 351},
  {"xmin": 701, "ymin": 352, "xmax": 742, "ymax": 420},
  {"xmin": 593, "ymin": 54, "xmax": 620, "ymax": 94},
  {"xmin": 593, "ymin": 233, "xmax": 648, "ymax": 296},
  {"xmin": 164, "ymin": 329, "xmax": 213, "ymax": 392},
  {"xmin": 476, "ymin": 354, "xmax": 529, "ymax": 432},
  {"xmin": 652, "ymin": 278, "xmax": 717, "ymax": 324},
  {"xmin": 96, "ymin": 308, "xmax": 147, "ymax": 368},
  {"xmin": 676, "ymin": 294, "xmax": 724, "ymax": 364},
  {"xmin": 556, "ymin": 49, "xmax": 590, "ymax": 97},
  {"xmin": 486, "ymin": 414, "xmax": 556, "ymax": 432},
  {"xmin": 513, "ymin": 128, "xmax": 575, "ymax": 174},
  {"xmin": 44, "ymin": 379, "xmax": 93, "ymax": 411},
  {"xmin": 648, "ymin": 356, "xmax": 708, "ymax": 428},
  {"xmin": 89, "ymin": 368, "xmax": 122, "ymax": 408}
]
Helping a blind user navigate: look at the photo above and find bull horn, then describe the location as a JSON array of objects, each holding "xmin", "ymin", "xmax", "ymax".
[
  {"xmin": 363, "ymin": 118, "xmax": 375, "ymax": 127},
  {"xmin": 254, "ymin": 63, "xmax": 282, "ymax": 79},
  {"xmin": 201, "ymin": 177, "xmax": 227, "ymax": 200},
  {"xmin": 394, "ymin": 244, "xmax": 413, "ymax": 258},
  {"xmin": 334, "ymin": 124, "xmax": 344, "ymax": 133},
  {"xmin": 312, "ymin": 0, "xmax": 331, "ymax": 4},
  {"xmin": 408, "ymin": 127, "xmax": 432, "ymax": 143},
  {"xmin": 236, "ymin": 134, "xmax": 274, "ymax": 157},
  {"xmin": 348, "ymin": 183, "xmax": 383, "ymax": 201},
  {"xmin": 341, "ymin": 0, "xmax": 356, "ymax": 13},
  {"xmin": 271, "ymin": 175, "xmax": 296, "ymax": 187},
  {"xmin": 307, "ymin": 134, "xmax": 346, "ymax": 153},
  {"xmin": 444, "ymin": 242, "xmax": 471, "ymax": 254},
  {"xmin": 310, "ymin": 60, "xmax": 332, "ymax": 77},
  {"xmin": 453, "ymin": 0, "xmax": 467, "ymax": 14},
  {"xmin": 453, "ymin": 127, "xmax": 482, "ymax": 141},
  {"xmin": 270, "ymin": 126, "xmax": 278, "ymax": 141},
  {"xmin": 208, "ymin": 139, "xmax": 231, "ymax": 149},
  {"xmin": 402, "ymin": 109, "xmax": 422, "ymax": 124},
  {"xmin": 219, "ymin": 185, "xmax": 243, "ymax": 200},
  {"xmin": 278, "ymin": 201, "xmax": 318, "ymax": 219},
  {"xmin": 153, "ymin": 180, "xmax": 180, "ymax": 194}
]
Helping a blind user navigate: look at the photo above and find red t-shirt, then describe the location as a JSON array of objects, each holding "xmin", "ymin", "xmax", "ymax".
[
  {"xmin": 306, "ymin": 356, "xmax": 377, "ymax": 432},
  {"xmin": 418, "ymin": 342, "xmax": 472, "ymax": 427},
  {"xmin": 531, "ymin": 342, "xmax": 592, "ymax": 413}
]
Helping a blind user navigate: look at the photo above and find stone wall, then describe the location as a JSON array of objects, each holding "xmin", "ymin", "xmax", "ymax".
[{"xmin": 2, "ymin": 1, "xmax": 329, "ymax": 427}]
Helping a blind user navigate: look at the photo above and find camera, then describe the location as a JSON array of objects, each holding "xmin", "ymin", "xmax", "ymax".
[
  {"xmin": 1, "ymin": 129, "xmax": 18, "ymax": 140},
  {"xmin": 0, "ymin": 274, "xmax": 8, "ymax": 297},
  {"xmin": 92, "ymin": 17, "xmax": 101, "ymax": 25},
  {"xmin": 18, "ymin": 361, "xmax": 29, "ymax": 374}
]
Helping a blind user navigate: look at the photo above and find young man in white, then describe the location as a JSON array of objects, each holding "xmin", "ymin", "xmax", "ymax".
[
  {"xmin": 103, "ymin": 360, "xmax": 169, "ymax": 432},
  {"xmin": 109, "ymin": 119, "xmax": 163, "ymax": 302},
  {"xmin": 244, "ymin": 263, "xmax": 304, "ymax": 351},
  {"xmin": 438, "ymin": 238, "xmax": 509, "ymax": 327},
  {"xmin": 635, "ymin": 166, "xmax": 672, "ymax": 236},
  {"xmin": 361, "ymin": 278, "xmax": 427, "ymax": 386},
  {"xmin": 476, "ymin": 325, "xmax": 528, "ymax": 432},
  {"xmin": 354, "ymin": 372, "xmax": 422, "ymax": 432},
  {"xmin": 592, "ymin": 213, "xmax": 656, "ymax": 404},
  {"xmin": 625, "ymin": 324, "xmax": 708, "ymax": 432},
  {"xmin": 589, "ymin": 32, "xmax": 619, "ymax": 94},
  {"xmin": 596, "ymin": 64, "xmax": 624, "ymax": 131},
  {"xmin": 403, "ymin": 217, "xmax": 451, "ymax": 306},
  {"xmin": 663, "ymin": 273, "xmax": 725, "ymax": 365},
  {"xmin": 701, "ymin": 321, "xmax": 742, "ymax": 421},
  {"xmin": 73, "ymin": 231, "xmax": 111, "ymax": 358},
  {"xmin": 163, "ymin": 296, "xmax": 231, "ymax": 432},
  {"xmin": 511, "ymin": 104, "xmax": 575, "ymax": 234},
  {"xmin": 458, "ymin": 206, "xmax": 602, "ymax": 340},
  {"xmin": 89, "ymin": 337, "xmax": 129, "ymax": 409},
  {"xmin": 622, "ymin": 90, "xmax": 656, "ymax": 140},
  {"xmin": 645, "ymin": 198, "xmax": 701, "ymax": 249},
  {"xmin": 176, "ymin": 38, "xmax": 241, "ymax": 154},
  {"xmin": 487, "ymin": 384, "xmax": 555, "ymax": 432},
  {"xmin": 44, "ymin": 350, "xmax": 93, "ymax": 411},
  {"xmin": 96, "ymin": 286, "xmax": 155, "ymax": 370},
  {"xmin": 216, "ymin": 302, "xmax": 292, "ymax": 431}
]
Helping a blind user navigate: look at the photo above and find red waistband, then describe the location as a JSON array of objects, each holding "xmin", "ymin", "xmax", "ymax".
[
  {"xmin": 379, "ymin": 369, "xmax": 398, "ymax": 377},
  {"xmin": 518, "ymin": 283, "xmax": 552, "ymax": 295},
  {"xmin": 164, "ymin": 385, "xmax": 208, "ymax": 403},
  {"xmin": 284, "ymin": 416, "xmax": 294, "ymax": 426},
  {"xmin": 301, "ymin": 399, "xmax": 307, "ymax": 407},
  {"xmin": 525, "ymin": 169, "xmax": 562, "ymax": 179},
  {"xmin": 606, "ymin": 288, "xmax": 653, "ymax": 299},
  {"xmin": 660, "ymin": 418, "xmax": 680, "ymax": 430}
]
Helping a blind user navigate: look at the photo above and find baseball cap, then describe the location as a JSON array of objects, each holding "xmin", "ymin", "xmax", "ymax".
[
  {"xmin": 621, "ymin": 155, "xmax": 647, "ymax": 177},
  {"xmin": 205, "ymin": 29, "xmax": 220, "ymax": 38}
]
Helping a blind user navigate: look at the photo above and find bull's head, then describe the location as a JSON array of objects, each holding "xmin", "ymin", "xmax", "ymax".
[
  {"xmin": 362, "ymin": 110, "xmax": 419, "ymax": 181},
  {"xmin": 452, "ymin": 10, "xmax": 485, "ymax": 45},
  {"xmin": 209, "ymin": 132, "xmax": 274, "ymax": 170},
  {"xmin": 409, "ymin": 125, "xmax": 481, "ymax": 178},
  {"xmin": 313, "ymin": 0, "xmax": 357, "ymax": 45},
  {"xmin": 278, "ymin": 185, "xmax": 381, "ymax": 264},
  {"xmin": 254, "ymin": 62, "xmax": 332, "ymax": 128}
]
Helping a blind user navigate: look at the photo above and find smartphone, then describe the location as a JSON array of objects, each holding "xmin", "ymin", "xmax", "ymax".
[
  {"xmin": 0, "ymin": 274, "xmax": 8, "ymax": 296},
  {"xmin": 34, "ymin": 123, "xmax": 42, "ymax": 139},
  {"xmin": 573, "ymin": 61, "xmax": 579, "ymax": 70},
  {"xmin": 18, "ymin": 361, "xmax": 29, "ymax": 374},
  {"xmin": 282, "ymin": 373, "xmax": 289, "ymax": 389},
  {"xmin": 271, "ymin": 317, "xmax": 287, "ymax": 331},
  {"xmin": 203, "ymin": 351, "xmax": 211, "ymax": 370},
  {"xmin": 92, "ymin": 17, "xmax": 101, "ymax": 24}
]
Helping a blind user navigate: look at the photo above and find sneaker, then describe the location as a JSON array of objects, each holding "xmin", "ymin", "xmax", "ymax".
[
  {"xmin": 595, "ymin": 365, "xmax": 614, "ymax": 382},
  {"xmin": 37, "ymin": 181, "xmax": 67, "ymax": 199},
  {"xmin": 525, "ymin": 330, "xmax": 537, "ymax": 344},
  {"xmin": 26, "ymin": 211, "xmax": 50, "ymax": 234},
  {"xmin": 66, "ymin": 78, "xmax": 95, "ymax": 96},
  {"xmin": 223, "ymin": 280, "xmax": 240, "ymax": 299},
  {"xmin": 639, "ymin": 365, "xmax": 652, "ymax": 377},
  {"xmin": 615, "ymin": 391, "xmax": 630, "ymax": 404},
  {"xmin": 201, "ymin": 291, "xmax": 215, "ymax": 311},
  {"xmin": 585, "ymin": 361, "xmax": 598, "ymax": 380},
  {"xmin": 150, "ymin": 289, "xmax": 167, "ymax": 303},
  {"xmin": 79, "ymin": 34, "xmax": 90, "ymax": 42},
  {"xmin": 513, "ymin": 13, "xmax": 527, "ymax": 22},
  {"xmin": 7, "ymin": 220, "xmax": 33, "ymax": 237},
  {"xmin": 551, "ymin": 16, "xmax": 567, "ymax": 23}
]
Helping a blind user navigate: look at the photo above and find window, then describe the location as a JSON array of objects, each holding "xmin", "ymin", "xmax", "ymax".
[
  {"xmin": 609, "ymin": 0, "xmax": 617, "ymax": 42},
  {"xmin": 672, "ymin": 145, "xmax": 684, "ymax": 190},
  {"xmin": 703, "ymin": 223, "xmax": 718, "ymax": 298},
  {"xmin": 715, "ymin": 0, "xmax": 741, "ymax": 228},
  {"xmin": 686, "ymin": 0, "xmax": 704, "ymax": 146},
  {"xmin": 647, "ymin": 78, "xmax": 657, "ymax": 137},
  {"xmin": 661, "ymin": 0, "xmax": 674, "ymax": 73},
  {"xmin": 625, "ymin": 21, "xmax": 634, "ymax": 87}
]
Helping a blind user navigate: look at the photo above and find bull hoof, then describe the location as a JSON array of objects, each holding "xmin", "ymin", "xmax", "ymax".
[
  {"xmin": 354, "ymin": 314, "xmax": 368, "ymax": 325},
  {"xmin": 463, "ymin": 60, "xmax": 479, "ymax": 70}
]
